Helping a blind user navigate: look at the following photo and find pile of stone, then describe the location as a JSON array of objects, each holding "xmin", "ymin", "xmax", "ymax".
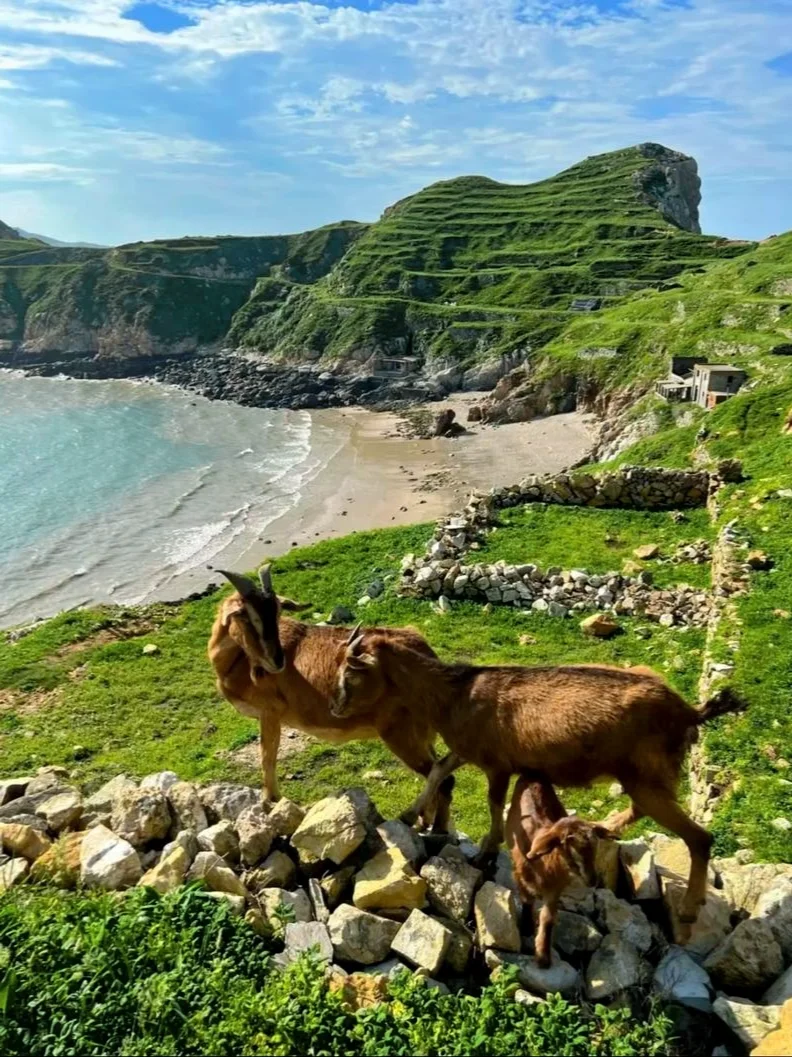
[
  {"xmin": 400, "ymin": 558, "xmax": 712, "ymax": 627},
  {"xmin": 2, "ymin": 767, "xmax": 791, "ymax": 1052},
  {"xmin": 490, "ymin": 466, "xmax": 711, "ymax": 512}
]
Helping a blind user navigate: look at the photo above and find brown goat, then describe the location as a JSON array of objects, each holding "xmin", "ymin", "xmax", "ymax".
[
  {"xmin": 506, "ymin": 774, "xmax": 613, "ymax": 967},
  {"xmin": 207, "ymin": 569, "xmax": 454, "ymax": 828},
  {"xmin": 330, "ymin": 634, "xmax": 746, "ymax": 924}
]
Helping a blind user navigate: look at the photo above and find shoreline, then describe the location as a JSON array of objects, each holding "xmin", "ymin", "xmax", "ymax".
[
  {"xmin": 148, "ymin": 398, "xmax": 595, "ymax": 605},
  {"xmin": 0, "ymin": 368, "xmax": 594, "ymax": 624}
]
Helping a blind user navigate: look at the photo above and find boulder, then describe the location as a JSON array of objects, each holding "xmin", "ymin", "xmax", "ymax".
[
  {"xmin": 188, "ymin": 851, "xmax": 248, "ymax": 900},
  {"xmin": 328, "ymin": 904, "xmax": 401, "ymax": 965},
  {"xmin": 308, "ymin": 877, "xmax": 329, "ymax": 924},
  {"xmin": 0, "ymin": 821, "xmax": 51, "ymax": 861},
  {"xmin": 26, "ymin": 767, "xmax": 69, "ymax": 795},
  {"xmin": 328, "ymin": 969, "xmax": 390, "ymax": 1011},
  {"xmin": 661, "ymin": 876, "xmax": 731, "ymax": 958},
  {"xmin": 580, "ymin": 613, "xmax": 620, "ymax": 639},
  {"xmin": 283, "ymin": 922, "xmax": 333, "ymax": 964},
  {"xmin": 619, "ymin": 839, "xmax": 660, "ymax": 900},
  {"xmin": 206, "ymin": 892, "xmax": 246, "ymax": 915},
  {"xmin": 139, "ymin": 844, "xmax": 189, "ymax": 894},
  {"xmin": 161, "ymin": 830, "xmax": 198, "ymax": 866},
  {"xmin": 0, "ymin": 858, "xmax": 29, "ymax": 892},
  {"xmin": 197, "ymin": 821, "xmax": 240, "ymax": 861},
  {"xmin": 753, "ymin": 876, "xmax": 792, "ymax": 960},
  {"xmin": 321, "ymin": 866, "xmax": 356, "ymax": 908},
  {"xmin": 258, "ymin": 887, "xmax": 313, "ymax": 929},
  {"xmin": 596, "ymin": 890, "xmax": 653, "ymax": 952},
  {"xmin": 236, "ymin": 806, "xmax": 276, "ymax": 867},
  {"xmin": 752, "ymin": 998, "xmax": 792, "ymax": 1056},
  {"xmin": 594, "ymin": 839, "xmax": 620, "ymax": 892},
  {"xmin": 82, "ymin": 774, "xmax": 137, "ymax": 824},
  {"xmin": 353, "ymin": 848, "xmax": 427, "ymax": 912},
  {"xmin": 713, "ymin": 996, "xmax": 781, "ymax": 1050},
  {"xmin": 764, "ymin": 966, "xmax": 792, "ymax": 1006},
  {"xmin": 376, "ymin": 820, "xmax": 425, "ymax": 865},
  {"xmin": 267, "ymin": 798, "xmax": 305, "ymax": 837},
  {"xmin": 111, "ymin": 789, "xmax": 172, "ymax": 848},
  {"xmin": 704, "ymin": 919, "xmax": 784, "ymax": 994},
  {"xmin": 0, "ymin": 776, "xmax": 33, "ymax": 807},
  {"xmin": 634, "ymin": 544, "xmax": 660, "ymax": 560},
  {"xmin": 436, "ymin": 917, "xmax": 474, "ymax": 973},
  {"xmin": 292, "ymin": 795, "xmax": 367, "ymax": 865},
  {"xmin": 474, "ymin": 881, "xmax": 521, "ymax": 952},
  {"xmin": 718, "ymin": 862, "xmax": 792, "ymax": 917},
  {"xmin": 199, "ymin": 783, "xmax": 262, "ymax": 824},
  {"xmin": 653, "ymin": 946, "xmax": 714, "ymax": 1013},
  {"xmin": 586, "ymin": 935, "xmax": 646, "ymax": 1000},
  {"xmin": 485, "ymin": 949, "xmax": 579, "ymax": 997},
  {"xmin": 167, "ymin": 782, "xmax": 208, "ymax": 833},
  {"xmin": 139, "ymin": 771, "xmax": 180, "ymax": 793},
  {"xmin": 553, "ymin": 911, "xmax": 602, "ymax": 957},
  {"xmin": 35, "ymin": 789, "xmax": 83, "ymax": 832},
  {"xmin": 420, "ymin": 855, "xmax": 481, "ymax": 923},
  {"xmin": 245, "ymin": 850, "xmax": 297, "ymax": 891},
  {"xmin": 31, "ymin": 831, "xmax": 85, "ymax": 887},
  {"xmin": 391, "ymin": 909, "xmax": 452, "ymax": 975},
  {"xmin": 80, "ymin": 824, "xmax": 142, "ymax": 890}
]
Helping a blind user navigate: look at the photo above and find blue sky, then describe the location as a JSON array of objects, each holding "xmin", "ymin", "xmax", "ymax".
[{"xmin": 0, "ymin": 0, "xmax": 791, "ymax": 244}]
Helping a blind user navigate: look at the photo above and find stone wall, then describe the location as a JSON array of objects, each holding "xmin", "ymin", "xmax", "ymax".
[{"xmin": 491, "ymin": 466, "xmax": 710, "ymax": 511}]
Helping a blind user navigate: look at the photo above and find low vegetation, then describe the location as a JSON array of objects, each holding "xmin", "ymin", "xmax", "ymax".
[{"xmin": 0, "ymin": 886, "xmax": 673, "ymax": 1057}]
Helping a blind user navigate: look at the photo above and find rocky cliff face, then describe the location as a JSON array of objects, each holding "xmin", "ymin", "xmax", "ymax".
[{"xmin": 633, "ymin": 143, "xmax": 702, "ymax": 235}]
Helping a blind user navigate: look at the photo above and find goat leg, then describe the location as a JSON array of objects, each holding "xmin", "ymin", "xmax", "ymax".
[
  {"xmin": 534, "ymin": 897, "xmax": 558, "ymax": 969},
  {"xmin": 259, "ymin": 712, "xmax": 281, "ymax": 803},
  {"xmin": 400, "ymin": 752, "xmax": 464, "ymax": 828},
  {"xmin": 472, "ymin": 769, "xmax": 510, "ymax": 868}
]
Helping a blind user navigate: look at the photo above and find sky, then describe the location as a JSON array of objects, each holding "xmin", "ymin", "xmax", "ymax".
[{"xmin": 0, "ymin": 0, "xmax": 791, "ymax": 245}]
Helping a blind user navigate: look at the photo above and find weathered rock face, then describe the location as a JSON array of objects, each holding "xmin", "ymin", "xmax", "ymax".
[
  {"xmin": 474, "ymin": 881, "xmax": 520, "ymax": 952},
  {"xmin": 596, "ymin": 890, "xmax": 653, "ymax": 952},
  {"xmin": 586, "ymin": 935, "xmax": 645, "ymax": 1000},
  {"xmin": 391, "ymin": 909, "xmax": 452, "ymax": 975},
  {"xmin": 236, "ymin": 806, "xmax": 276, "ymax": 867},
  {"xmin": 199, "ymin": 783, "xmax": 262, "ymax": 824},
  {"xmin": 353, "ymin": 848, "xmax": 427, "ymax": 912},
  {"xmin": 0, "ymin": 821, "xmax": 52, "ymax": 861},
  {"xmin": 751, "ymin": 998, "xmax": 792, "ymax": 1057},
  {"xmin": 619, "ymin": 839, "xmax": 660, "ymax": 901},
  {"xmin": 486, "ymin": 949, "xmax": 580, "ymax": 998},
  {"xmin": 553, "ymin": 910, "xmax": 602, "ymax": 957},
  {"xmin": 139, "ymin": 845, "xmax": 189, "ymax": 894},
  {"xmin": 420, "ymin": 855, "xmax": 481, "ymax": 923},
  {"xmin": 111, "ymin": 789, "xmax": 172, "ymax": 848},
  {"xmin": 653, "ymin": 946, "xmax": 714, "ymax": 1013},
  {"xmin": 258, "ymin": 887, "xmax": 313, "ymax": 929},
  {"xmin": 198, "ymin": 820, "xmax": 240, "ymax": 861},
  {"xmin": 0, "ymin": 858, "xmax": 29, "ymax": 891},
  {"xmin": 80, "ymin": 825, "xmax": 142, "ymax": 890},
  {"xmin": 35, "ymin": 790, "xmax": 83, "ymax": 832},
  {"xmin": 634, "ymin": 143, "xmax": 702, "ymax": 235},
  {"xmin": 713, "ymin": 995, "xmax": 781, "ymax": 1050},
  {"xmin": 167, "ymin": 782, "xmax": 208, "ymax": 833},
  {"xmin": 328, "ymin": 904, "xmax": 401, "ymax": 965},
  {"xmin": 704, "ymin": 919, "xmax": 784, "ymax": 994},
  {"xmin": 245, "ymin": 850, "xmax": 297, "ymax": 891},
  {"xmin": 292, "ymin": 795, "xmax": 367, "ymax": 865},
  {"xmin": 188, "ymin": 851, "xmax": 248, "ymax": 900},
  {"xmin": 283, "ymin": 922, "xmax": 333, "ymax": 964},
  {"xmin": 267, "ymin": 798, "xmax": 305, "ymax": 838}
]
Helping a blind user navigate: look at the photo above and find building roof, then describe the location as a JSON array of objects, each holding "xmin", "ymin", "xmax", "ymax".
[{"xmin": 693, "ymin": 363, "xmax": 746, "ymax": 373}]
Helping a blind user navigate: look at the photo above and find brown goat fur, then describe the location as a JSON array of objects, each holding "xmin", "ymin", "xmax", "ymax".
[
  {"xmin": 208, "ymin": 591, "xmax": 454, "ymax": 828},
  {"xmin": 506, "ymin": 775, "xmax": 613, "ymax": 967},
  {"xmin": 331, "ymin": 635, "xmax": 747, "ymax": 923}
]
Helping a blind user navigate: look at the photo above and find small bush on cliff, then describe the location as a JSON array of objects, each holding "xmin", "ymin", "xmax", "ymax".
[{"xmin": 0, "ymin": 886, "xmax": 672, "ymax": 1057}]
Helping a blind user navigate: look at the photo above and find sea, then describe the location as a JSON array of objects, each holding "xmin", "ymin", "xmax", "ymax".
[{"xmin": 0, "ymin": 371, "xmax": 346, "ymax": 629}]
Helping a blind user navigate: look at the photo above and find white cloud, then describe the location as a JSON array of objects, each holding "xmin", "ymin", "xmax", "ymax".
[
  {"xmin": 0, "ymin": 161, "xmax": 95, "ymax": 183},
  {"xmin": 0, "ymin": 42, "xmax": 116, "ymax": 69}
]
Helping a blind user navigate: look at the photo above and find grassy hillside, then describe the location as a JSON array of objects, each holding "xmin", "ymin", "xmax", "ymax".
[
  {"xmin": 0, "ymin": 223, "xmax": 366, "ymax": 360},
  {"xmin": 486, "ymin": 229, "xmax": 792, "ymax": 422},
  {"xmin": 229, "ymin": 144, "xmax": 750, "ymax": 371},
  {"xmin": 0, "ymin": 144, "xmax": 757, "ymax": 376}
]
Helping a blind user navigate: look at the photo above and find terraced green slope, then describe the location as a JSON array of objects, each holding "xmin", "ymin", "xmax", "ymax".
[
  {"xmin": 0, "ymin": 223, "xmax": 366, "ymax": 361},
  {"xmin": 482, "ymin": 229, "xmax": 792, "ymax": 423},
  {"xmin": 229, "ymin": 144, "xmax": 751, "ymax": 373}
]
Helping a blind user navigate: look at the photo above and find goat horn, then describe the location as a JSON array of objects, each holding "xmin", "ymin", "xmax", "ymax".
[
  {"xmin": 258, "ymin": 564, "xmax": 274, "ymax": 597},
  {"xmin": 218, "ymin": 569, "xmax": 257, "ymax": 600},
  {"xmin": 346, "ymin": 622, "xmax": 362, "ymax": 646}
]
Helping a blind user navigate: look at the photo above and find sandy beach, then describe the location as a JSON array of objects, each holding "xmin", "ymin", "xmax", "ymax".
[{"xmin": 152, "ymin": 397, "xmax": 594, "ymax": 601}]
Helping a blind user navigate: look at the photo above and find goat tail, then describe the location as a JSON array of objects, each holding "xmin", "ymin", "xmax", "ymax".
[{"xmin": 696, "ymin": 686, "xmax": 749, "ymax": 725}]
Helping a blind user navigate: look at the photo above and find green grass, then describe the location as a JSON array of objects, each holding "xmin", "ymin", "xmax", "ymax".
[
  {"xmin": 477, "ymin": 505, "xmax": 713, "ymax": 588},
  {"xmin": 0, "ymin": 886, "xmax": 673, "ymax": 1057},
  {"xmin": 0, "ymin": 520, "xmax": 704, "ymax": 844}
]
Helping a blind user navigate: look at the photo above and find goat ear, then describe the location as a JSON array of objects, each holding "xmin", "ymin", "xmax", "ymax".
[
  {"xmin": 525, "ymin": 829, "xmax": 559, "ymax": 861},
  {"xmin": 218, "ymin": 569, "xmax": 258, "ymax": 600},
  {"xmin": 220, "ymin": 597, "xmax": 245, "ymax": 628},
  {"xmin": 278, "ymin": 596, "xmax": 312, "ymax": 612},
  {"xmin": 258, "ymin": 564, "xmax": 274, "ymax": 597}
]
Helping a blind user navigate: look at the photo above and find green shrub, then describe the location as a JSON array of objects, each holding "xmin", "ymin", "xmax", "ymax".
[{"xmin": 0, "ymin": 887, "xmax": 673, "ymax": 1056}]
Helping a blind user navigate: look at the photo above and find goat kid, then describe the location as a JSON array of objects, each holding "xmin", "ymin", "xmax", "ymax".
[
  {"xmin": 506, "ymin": 774, "xmax": 613, "ymax": 967},
  {"xmin": 330, "ymin": 633, "xmax": 747, "ymax": 925},
  {"xmin": 207, "ymin": 568, "xmax": 454, "ymax": 829}
]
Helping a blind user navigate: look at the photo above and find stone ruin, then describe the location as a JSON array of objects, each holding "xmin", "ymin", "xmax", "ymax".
[{"xmin": 2, "ymin": 766, "xmax": 791, "ymax": 1052}]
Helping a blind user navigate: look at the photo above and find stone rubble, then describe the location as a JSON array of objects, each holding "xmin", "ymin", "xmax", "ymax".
[{"xmin": 1, "ymin": 767, "xmax": 791, "ymax": 1053}]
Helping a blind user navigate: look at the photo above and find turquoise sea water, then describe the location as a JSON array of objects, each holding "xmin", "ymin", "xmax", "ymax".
[{"xmin": 0, "ymin": 372, "xmax": 341, "ymax": 627}]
